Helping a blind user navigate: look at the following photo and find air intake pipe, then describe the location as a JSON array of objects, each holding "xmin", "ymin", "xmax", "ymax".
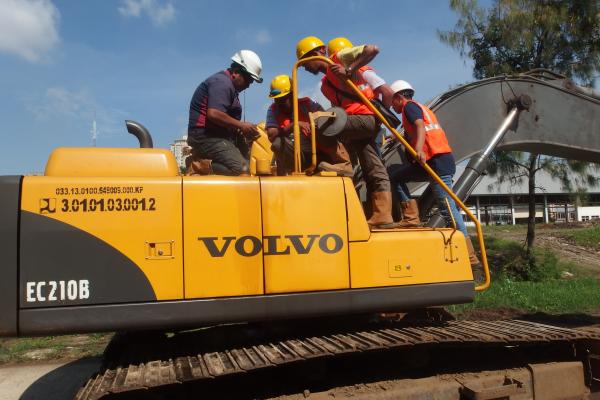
[{"xmin": 126, "ymin": 120, "xmax": 154, "ymax": 148}]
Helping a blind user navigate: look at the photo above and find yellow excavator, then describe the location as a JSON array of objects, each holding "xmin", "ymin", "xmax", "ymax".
[{"xmin": 1, "ymin": 67, "xmax": 600, "ymax": 399}]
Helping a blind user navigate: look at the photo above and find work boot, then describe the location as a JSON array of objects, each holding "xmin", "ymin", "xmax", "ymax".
[
  {"xmin": 367, "ymin": 191, "xmax": 397, "ymax": 230},
  {"xmin": 465, "ymin": 236, "xmax": 485, "ymax": 283},
  {"xmin": 318, "ymin": 142, "xmax": 353, "ymax": 177},
  {"xmin": 186, "ymin": 157, "xmax": 213, "ymax": 175},
  {"xmin": 397, "ymin": 199, "xmax": 421, "ymax": 228}
]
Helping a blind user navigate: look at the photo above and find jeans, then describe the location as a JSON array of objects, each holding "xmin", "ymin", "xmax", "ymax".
[
  {"xmin": 389, "ymin": 162, "xmax": 468, "ymax": 237},
  {"xmin": 188, "ymin": 136, "xmax": 249, "ymax": 176}
]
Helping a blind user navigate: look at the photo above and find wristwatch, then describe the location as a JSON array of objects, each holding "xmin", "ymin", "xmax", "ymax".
[{"xmin": 345, "ymin": 66, "xmax": 353, "ymax": 76}]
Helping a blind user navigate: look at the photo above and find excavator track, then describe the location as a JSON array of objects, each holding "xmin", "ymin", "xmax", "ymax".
[{"xmin": 75, "ymin": 319, "xmax": 600, "ymax": 399}]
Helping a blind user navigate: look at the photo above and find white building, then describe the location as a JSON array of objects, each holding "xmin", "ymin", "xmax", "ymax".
[
  {"xmin": 169, "ymin": 135, "xmax": 189, "ymax": 171},
  {"xmin": 456, "ymin": 167, "xmax": 600, "ymax": 225}
]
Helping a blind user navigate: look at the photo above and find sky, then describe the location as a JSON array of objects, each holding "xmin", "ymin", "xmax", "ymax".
[{"xmin": 0, "ymin": 0, "xmax": 479, "ymax": 174}]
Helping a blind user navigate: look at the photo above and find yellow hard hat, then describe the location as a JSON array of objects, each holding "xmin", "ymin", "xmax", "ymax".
[
  {"xmin": 296, "ymin": 36, "xmax": 325, "ymax": 59},
  {"xmin": 328, "ymin": 37, "xmax": 353, "ymax": 57},
  {"xmin": 269, "ymin": 75, "xmax": 292, "ymax": 98}
]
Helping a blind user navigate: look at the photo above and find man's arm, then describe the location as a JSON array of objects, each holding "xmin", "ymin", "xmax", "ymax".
[
  {"xmin": 361, "ymin": 69, "xmax": 394, "ymax": 108},
  {"xmin": 413, "ymin": 119, "xmax": 427, "ymax": 163},
  {"xmin": 207, "ymin": 108, "xmax": 258, "ymax": 138},
  {"xmin": 374, "ymin": 84, "xmax": 394, "ymax": 108},
  {"xmin": 332, "ymin": 45, "xmax": 380, "ymax": 80}
]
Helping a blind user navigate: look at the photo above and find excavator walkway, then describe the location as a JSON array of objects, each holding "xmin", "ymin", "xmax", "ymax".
[{"xmin": 76, "ymin": 318, "xmax": 600, "ymax": 399}]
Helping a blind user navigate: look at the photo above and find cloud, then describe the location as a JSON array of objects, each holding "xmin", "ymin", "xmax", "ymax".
[
  {"xmin": 255, "ymin": 29, "xmax": 272, "ymax": 45},
  {"xmin": 234, "ymin": 28, "xmax": 272, "ymax": 46},
  {"xmin": 0, "ymin": 0, "xmax": 60, "ymax": 62},
  {"xmin": 118, "ymin": 0, "xmax": 175, "ymax": 26},
  {"xmin": 28, "ymin": 87, "xmax": 130, "ymax": 140}
]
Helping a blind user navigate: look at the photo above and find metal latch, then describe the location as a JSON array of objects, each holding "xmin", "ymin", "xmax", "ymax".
[
  {"xmin": 444, "ymin": 241, "xmax": 459, "ymax": 263},
  {"xmin": 145, "ymin": 241, "xmax": 175, "ymax": 260}
]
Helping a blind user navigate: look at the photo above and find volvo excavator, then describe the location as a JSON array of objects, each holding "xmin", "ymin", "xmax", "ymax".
[{"xmin": 1, "ymin": 67, "xmax": 600, "ymax": 399}]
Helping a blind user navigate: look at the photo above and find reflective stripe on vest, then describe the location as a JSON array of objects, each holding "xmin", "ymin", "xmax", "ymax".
[
  {"xmin": 402, "ymin": 101, "xmax": 452, "ymax": 161},
  {"xmin": 320, "ymin": 54, "xmax": 374, "ymax": 115}
]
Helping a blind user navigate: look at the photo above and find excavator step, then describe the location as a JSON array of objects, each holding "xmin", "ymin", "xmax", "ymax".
[{"xmin": 75, "ymin": 319, "xmax": 600, "ymax": 400}]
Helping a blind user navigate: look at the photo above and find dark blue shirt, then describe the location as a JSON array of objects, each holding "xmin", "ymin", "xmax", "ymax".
[
  {"xmin": 188, "ymin": 70, "xmax": 242, "ymax": 139},
  {"xmin": 403, "ymin": 102, "xmax": 455, "ymax": 176}
]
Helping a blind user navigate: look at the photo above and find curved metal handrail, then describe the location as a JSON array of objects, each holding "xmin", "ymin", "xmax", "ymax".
[{"xmin": 292, "ymin": 55, "xmax": 491, "ymax": 291}]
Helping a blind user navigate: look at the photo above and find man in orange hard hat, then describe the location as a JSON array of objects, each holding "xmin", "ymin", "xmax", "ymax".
[{"xmin": 296, "ymin": 36, "xmax": 396, "ymax": 229}]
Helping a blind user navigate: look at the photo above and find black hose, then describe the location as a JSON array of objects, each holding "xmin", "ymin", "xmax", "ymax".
[{"xmin": 125, "ymin": 120, "xmax": 154, "ymax": 148}]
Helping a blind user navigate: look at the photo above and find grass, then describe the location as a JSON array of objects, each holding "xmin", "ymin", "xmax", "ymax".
[
  {"xmin": 0, "ymin": 333, "xmax": 111, "ymax": 364},
  {"xmin": 559, "ymin": 224, "xmax": 600, "ymax": 251},
  {"xmin": 450, "ymin": 277, "xmax": 600, "ymax": 314},
  {"xmin": 451, "ymin": 229, "xmax": 600, "ymax": 315}
]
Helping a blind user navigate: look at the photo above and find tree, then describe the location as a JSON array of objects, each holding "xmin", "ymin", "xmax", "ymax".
[
  {"xmin": 487, "ymin": 152, "xmax": 599, "ymax": 255},
  {"xmin": 439, "ymin": 0, "xmax": 600, "ymax": 255},
  {"xmin": 439, "ymin": 0, "xmax": 600, "ymax": 86}
]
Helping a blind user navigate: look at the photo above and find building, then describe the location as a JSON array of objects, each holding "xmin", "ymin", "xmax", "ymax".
[
  {"xmin": 169, "ymin": 135, "xmax": 190, "ymax": 171},
  {"xmin": 457, "ymin": 167, "xmax": 600, "ymax": 225}
]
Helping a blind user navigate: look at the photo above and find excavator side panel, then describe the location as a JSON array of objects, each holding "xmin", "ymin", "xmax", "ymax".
[
  {"xmin": 183, "ymin": 176, "xmax": 264, "ymax": 298},
  {"xmin": 0, "ymin": 176, "xmax": 21, "ymax": 336},
  {"xmin": 261, "ymin": 177, "xmax": 350, "ymax": 293},
  {"xmin": 349, "ymin": 229, "xmax": 472, "ymax": 288},
  {"xmin": 19, "ymin": 176, "xmax": 184, "ymax": 307}
]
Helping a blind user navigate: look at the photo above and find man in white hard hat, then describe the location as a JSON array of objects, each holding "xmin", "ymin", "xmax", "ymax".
[
  {"xmin": 388, "ymin": 80, "xmax": 484, "ymax": 281},
  {"xmin": 186, "ymin": 50, "xmax": 263, "ymax": 175}
]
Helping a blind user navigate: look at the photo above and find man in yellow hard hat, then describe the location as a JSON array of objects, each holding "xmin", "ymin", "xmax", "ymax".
[
  {"xmin": 265, "ymin": 75, "xmax": 352, "ymax": 176},
  {"xmin": 296, "ymin": 36, "xmax": 396, "ymax": 229}
]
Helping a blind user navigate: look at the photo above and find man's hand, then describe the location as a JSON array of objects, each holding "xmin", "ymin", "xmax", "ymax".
[
  {"xmin": 240, "ymin": 122, "xmax": 260, "ymax": 141},
  {"xmin": 330, "ymin": 64, "xmax": 350, "ymax": 81},
  {"xmin": 298, "ymin": 121, "xmax": 311, "ymax": 136},
  {"xmin": 416, "ymin": 148, "xmax": 427, "ymax": 164}
]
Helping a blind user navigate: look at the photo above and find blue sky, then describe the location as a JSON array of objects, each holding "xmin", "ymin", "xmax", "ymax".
[{"xmin": 0, "ymin": 0, "xmax": 479, "ymax": 174}]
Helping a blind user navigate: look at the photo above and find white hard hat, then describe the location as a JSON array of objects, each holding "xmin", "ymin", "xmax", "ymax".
[
  {"xmin": 231, "ymin": 50, "xmax": 263, "ymax": 83},
  {"xmin": 390, "ymin": 80, "xmax": 414, "ymax": 95}
]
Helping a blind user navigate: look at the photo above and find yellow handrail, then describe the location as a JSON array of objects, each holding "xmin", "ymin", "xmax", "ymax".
[{"xmin": 292, "ymin": 56, "xmax": 490, "ymax": 291}]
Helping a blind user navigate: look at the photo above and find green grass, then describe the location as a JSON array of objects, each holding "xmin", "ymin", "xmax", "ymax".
[
  {"xmin": 0, "ymin": 333, "xmax": 111, "ymax": 364},
  {"xmin": 450, "ymin": 277, "xmax": 600, "ymax": 314},
  {"xmin": 451, "ymin": 229, "xmax": 600, "ymax": 315},
  {"xmin": 559, "ymin": 225, "xmax": 600, "ymax": 251}
]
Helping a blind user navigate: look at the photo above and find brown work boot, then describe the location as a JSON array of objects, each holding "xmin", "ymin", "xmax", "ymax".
[
  {"xmin": 185, "ymin": 156, "xmax": 213, "ymax": 175},
  {"xmin": 318, "ymin": 142, "xmax": 353, "ymax": 177},
  {"xmin": 397, "ymin": 199, "xmax": 421, "ymax": 228},
  {"xmin": 367, "ymin": 191, "xmax": 397, "ymax": 230},
  {"xmin": 465, "ymin": 236, "xmax": 485, "ymax": 283}
]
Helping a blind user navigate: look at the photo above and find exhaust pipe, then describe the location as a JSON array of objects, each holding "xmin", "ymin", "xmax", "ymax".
[{"xmin": 125, "ymin": 120, "xmax": 154, "ymax": 148}]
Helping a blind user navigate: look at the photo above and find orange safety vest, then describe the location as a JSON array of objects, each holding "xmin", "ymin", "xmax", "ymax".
[
  {"xmin": 270, "ymin": 97, "xmax": 312, "ymax": 136},
  {"xmin": 320, "ymin": 54, "xmax": 375, "ymax": 115},
  {"xmin": 402, "ymin": 101, "xmax": 452, "ymax": 161}
]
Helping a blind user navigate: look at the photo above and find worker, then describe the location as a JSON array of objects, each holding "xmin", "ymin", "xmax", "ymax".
[
  {"xmin": 186, "ymin": 50, "xmax": 263, "ymax": 176},
  {"xmin": 387, "ymin": 80, "xmax": 484, "ymax": 280},
  {"xmin": 327, "ymin": 37, "xmax": 395, "ymax": 160},
  {"xmin": 265, "ymin": 75, "xmax": 352, "ymax": 175},
  {"xmin": 296, "ymin": 36, "xmax": 396, "ymax": 229}
]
